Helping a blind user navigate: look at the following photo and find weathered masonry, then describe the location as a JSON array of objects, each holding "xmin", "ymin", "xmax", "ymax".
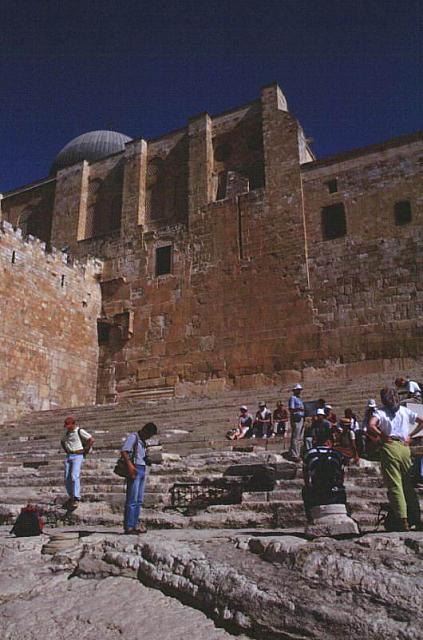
[
  {"xmin": 1, "ymin": 83, "xmax": 422, "ymax": 413},
  {"xmin": 0, "ymin": 222, "xmax": 102, "ymax": 422}
]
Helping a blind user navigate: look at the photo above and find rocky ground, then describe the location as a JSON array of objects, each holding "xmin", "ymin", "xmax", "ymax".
[
  {"xmin": 0, "ymin": 527, "xmax": 249, "ymax": 640},
  {"xmin": 1, "ymin": 524, "xmax": 422, "ymax": 640}
]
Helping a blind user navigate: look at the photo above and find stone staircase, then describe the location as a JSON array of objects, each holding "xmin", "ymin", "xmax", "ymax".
[{"xmin": 1, "ymin": 365, "xmax": 422, "ymax": 531}]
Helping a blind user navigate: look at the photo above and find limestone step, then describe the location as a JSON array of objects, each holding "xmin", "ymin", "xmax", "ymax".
[{"xmin": 118, "ymin": 386, "xmax": 175, "ymax": 402}]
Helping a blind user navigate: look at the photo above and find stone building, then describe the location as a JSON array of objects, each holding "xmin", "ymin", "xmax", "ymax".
[{"xmin": 1, "ymin": 83, "xmax": 422, "ymax": 418}]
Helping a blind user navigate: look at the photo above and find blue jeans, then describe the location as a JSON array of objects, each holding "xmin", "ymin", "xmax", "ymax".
[
  {"xmin": 124, "ymin": 465, "xmax": 146, "ymax": 531},
  {"xmin": 64, "ymin": 454, "xmax": 84, "ymax": 499}
]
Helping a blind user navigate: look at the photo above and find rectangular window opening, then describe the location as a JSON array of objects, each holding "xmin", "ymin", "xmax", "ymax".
[
  {"xmin": 326, "ymin": 178, "xmax": 338, "ymax": 194},
  {"xmin": 394, "ymin": 200, "xmax": 412, "ymax": 226},
  {"xmin": 216, "ymin": 171, "xmax": 228, "ymax": 200},
  {"xmin": 321, "ymin": 202, "xmax": 347, "ymax": 240},
  {"xmin": 97, "ymin": 320, "xmax": 111, "ymax": 345},
  {"xmin": 156, "ymin": 245, "xmax": 172, "ymax": 276}
]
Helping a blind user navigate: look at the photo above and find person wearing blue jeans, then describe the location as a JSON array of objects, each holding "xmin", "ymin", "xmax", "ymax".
[
  {"xmin": 121, "ymin": 422, "xmax": 158, "ymax": 534},
  {"xmin": 61, "ymin": 416, "xmax": 94, "ymax": 510}
]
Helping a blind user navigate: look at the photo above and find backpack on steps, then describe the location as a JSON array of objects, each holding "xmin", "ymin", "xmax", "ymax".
[
  {"xmin": 11, "ymin": 504, "xmax": 44, "ymax": 537},
  {"xmin": 308, "ymin": 448, "xmax": 344, "ymax": 491}
]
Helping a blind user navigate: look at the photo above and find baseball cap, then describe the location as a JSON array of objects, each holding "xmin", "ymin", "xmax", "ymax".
[
  {"xmin": 240, "ymin": 405, "xmax": 248, "ymax": 411},
  {"xmin": 292, "ymin": 384, "xmax": 303, "ymax": 390}
]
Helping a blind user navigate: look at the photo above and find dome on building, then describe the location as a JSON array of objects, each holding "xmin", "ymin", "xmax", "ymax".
[{"xmin": 51, "ymin": 130, "xmax": 132, "ymax": 173}]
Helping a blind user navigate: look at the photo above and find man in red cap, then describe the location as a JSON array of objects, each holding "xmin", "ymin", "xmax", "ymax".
[{"xmin": 60, "ymin": 416, "xmax": 94, "ymax": 510}]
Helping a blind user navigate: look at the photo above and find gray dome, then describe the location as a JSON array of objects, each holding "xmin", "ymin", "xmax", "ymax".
[{"xmin": 51, "ymin": 130, "xmax": 132, "ymax": 173}]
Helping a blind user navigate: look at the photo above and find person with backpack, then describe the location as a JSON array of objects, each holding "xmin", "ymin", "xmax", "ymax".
[
  {"xmin": 368, "ymin": 387, "xmax": 423, "ymax": 531},
  {"xmin": 302, "ymin": 423, "xmax": 347, "ymax": 523},
  {"xmin": 61, "ymin": 416, "xmax": 94, "ymax": 510},
  {"xmin": 121, "ymin": 422, "xmax": 158, "ymax": 534}
]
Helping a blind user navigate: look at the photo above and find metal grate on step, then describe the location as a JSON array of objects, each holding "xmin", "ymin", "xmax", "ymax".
[{"xmin": 170, "ymin": 478, "xmax": 242, "ymax": 512}]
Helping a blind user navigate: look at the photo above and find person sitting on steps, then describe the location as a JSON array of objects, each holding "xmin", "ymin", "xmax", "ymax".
[
  {"xmin": 226, "ymin": 405, "xmax": 253, "ymax": 440},
  {"xmin": 253, "ymin": 402, "xmax": 273, "ymax": 438},
  {"xmin": 395, "ymin": 377, "xmax": 422, "ymax": 404},
  {"xmin": 273, "ymin": 401, "xmax": 289, "ymax": 439},
  {"xmin": 334, "ymin": 417, "xmax": 359, "ymax": 464}
]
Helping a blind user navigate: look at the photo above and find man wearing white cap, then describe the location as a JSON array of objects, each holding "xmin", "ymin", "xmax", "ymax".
[{"xmin": 288, "ymin": 384, "xmax": 305, "ymax": 461}]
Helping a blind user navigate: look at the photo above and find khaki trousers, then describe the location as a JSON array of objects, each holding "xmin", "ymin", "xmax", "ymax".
[{"xmin": 380, "ymin": 441, "xmax": 420, "ymax": 523}]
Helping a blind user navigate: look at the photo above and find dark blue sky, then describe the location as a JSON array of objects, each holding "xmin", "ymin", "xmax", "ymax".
[{"xmin": 1, "ymin": 0, "xmax": 421, "ymax": 192}]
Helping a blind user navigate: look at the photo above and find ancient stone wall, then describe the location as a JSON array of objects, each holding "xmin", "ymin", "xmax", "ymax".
[
  {"xmin": 1, "ymin": 84, "xmax": 422, "ymax": 404},
  {"xmin": 0, "ymin": 221, "xmax": 102, "ymax": 422},
  {"xmin": 302, "ymin": 134, "xmax": 423, "ymax": 366}
]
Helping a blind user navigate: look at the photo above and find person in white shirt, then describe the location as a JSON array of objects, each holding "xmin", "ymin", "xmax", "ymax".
[
  {"xmin": 395, "ymin": 377, "xmax": 422, "ymax": 403},
  {"xmin": 369, "ymin": 387, "xmax": 423, "ymax": 531},
  {"xmin": 60, "ymin": 416, "xmax": 94, "ymax": 510}
]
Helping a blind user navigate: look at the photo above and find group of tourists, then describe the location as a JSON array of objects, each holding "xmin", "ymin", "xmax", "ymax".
[
  {"xmin": 294, "ymin": 379, "xmax": 423, "ymax": 532},
  {"xmin": 226, "ymin": 401, "xmax": 289, "ymax": 440},
  {"xmin": 228, "ymin": 377, "xmax": 423, "ymax": 532},
  {"xmin": 58, "ymin": 375, "xmax": 423, "ymax": 536}
]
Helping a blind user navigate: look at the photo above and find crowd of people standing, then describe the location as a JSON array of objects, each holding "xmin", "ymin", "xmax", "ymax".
[{"xmin": 227, "ymin": 377, "xmax": 423, "ymax": 532}]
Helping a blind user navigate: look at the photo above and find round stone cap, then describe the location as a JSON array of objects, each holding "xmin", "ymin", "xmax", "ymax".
[{"xmin": 51, "ymin": 130, "xmax": 132, "ymax": 173}]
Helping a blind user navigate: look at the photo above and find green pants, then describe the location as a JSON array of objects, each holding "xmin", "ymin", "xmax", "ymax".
[{"xmin": 380, "ymin": 441, "xmax": 420, "ymax": 523}]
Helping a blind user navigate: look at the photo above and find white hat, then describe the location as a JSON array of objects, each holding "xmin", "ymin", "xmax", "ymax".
[
  {"xmin": 258, "ymin": 401, "xmax": 266, "ymax": 407},
  {"xmin": 367, "ymin": 399, "xmax": 377, "ymax": 408},
  {"xmin": 316, "ymin": 408, "xmax": 326, "ymax": 415},
  {"xmin": 292, "ymin": 384, "xmax": 303, "ymax": 390},
  {"xmin": 240, "ymin": 405, "xmax": 248, "ymax": 411},
  {"xmin": 325, "ymin": 404, "xmax": 332, "ymax": 409}
]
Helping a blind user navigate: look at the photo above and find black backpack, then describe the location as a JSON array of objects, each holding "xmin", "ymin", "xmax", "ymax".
[
  {"xmin": 308, "ymin": 448, "xmax": 344, "ymax": 490},
  {"xmin": 11, "ymin": 505, "xmax": 44, "ymax": 537}
]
